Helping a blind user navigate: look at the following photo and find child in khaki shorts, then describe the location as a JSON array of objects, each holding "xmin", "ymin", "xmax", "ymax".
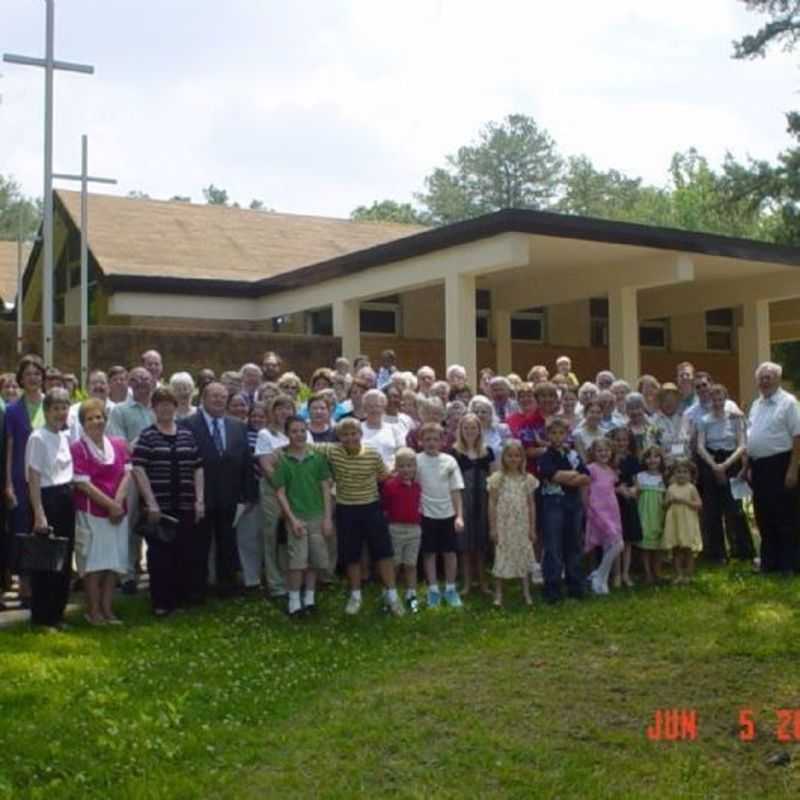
[
  {"xmin": 381, "ymin": 448, "xmax": 422, "ymax": 613},
  {"xmin": 273, "ymin": 416, "xmax": 333, "ymax": 617}
]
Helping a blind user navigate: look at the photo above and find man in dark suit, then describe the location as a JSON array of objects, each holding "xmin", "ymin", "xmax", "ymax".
[{"xmin": 180, "ymin": 382, "xmax": 250, "ymax": 598}]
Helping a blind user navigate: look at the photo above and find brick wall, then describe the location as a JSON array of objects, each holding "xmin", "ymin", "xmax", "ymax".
[{"xmin": 0, "ymin": 322, "xmax": 340, "ymax": 382}]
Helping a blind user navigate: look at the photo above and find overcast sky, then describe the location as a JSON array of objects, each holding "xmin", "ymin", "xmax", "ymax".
[{"xmin": 2, "ymin": 0, "xmax": 799, "ymax": 218}]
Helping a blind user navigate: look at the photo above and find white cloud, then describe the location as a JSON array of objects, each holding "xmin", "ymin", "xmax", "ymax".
[{"xmin": 1, "ymin": 0, "xmax": 799, "ymax": 216}]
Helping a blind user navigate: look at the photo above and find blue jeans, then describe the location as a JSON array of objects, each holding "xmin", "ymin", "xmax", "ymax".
[{"xmin": 541, "ymin": 494, "xmax": 585, "ymax": 601}]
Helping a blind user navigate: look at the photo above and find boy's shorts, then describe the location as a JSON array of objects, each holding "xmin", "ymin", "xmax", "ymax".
[
  {"xmin": 420, "ymin": 515, "xmax": 461, "ymax": 555},
  {"xmin": 287, "ymin": 517, "xmax": 329, "ymax": 571},
  {"xmin": 335, "ymin": 502, "xmax": 394, "ymax": 566},
  {"xmin": 389, "ymin": 523, "xmax": 422, "ymax": 567}
]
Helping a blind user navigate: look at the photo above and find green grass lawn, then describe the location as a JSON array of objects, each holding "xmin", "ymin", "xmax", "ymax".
[{"xmin": 2, "ymin": 566, "xmax": 800, "ymax": 800}]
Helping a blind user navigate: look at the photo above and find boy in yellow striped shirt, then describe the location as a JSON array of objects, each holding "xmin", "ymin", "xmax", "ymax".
[{"xmin": 315, "ymin": 418, "xmax": 404, "ymax": 616}]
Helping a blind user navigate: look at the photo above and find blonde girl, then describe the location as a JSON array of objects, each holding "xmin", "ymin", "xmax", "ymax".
[
  {"xmin": 453, "ymin": 413, "xmax": 494, "ymax": 595},
  {"xmin": 662, "ymin": 458, "xmax": 703, "ymax": 583},
  {"xmin": 636, "ymin": 445, "xmax": 666, "ymax": 583},
  {"xmin": 488, "ymin": 440, "xmax": 538, "ymax": 607}
]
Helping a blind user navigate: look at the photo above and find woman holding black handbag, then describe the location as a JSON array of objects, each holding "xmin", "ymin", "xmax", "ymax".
[
  {"xmin": 25, "ymin": 388, "xmax": 74, "ymax": 629},
  {"xmin": 132, "ymin": 387, "xmax": 204, "ymax": 617}
]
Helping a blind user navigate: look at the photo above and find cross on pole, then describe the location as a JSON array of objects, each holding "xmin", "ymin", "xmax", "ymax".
[
  {"xmin": 3, "ymin": 0, "xmax": 95, "ymax": 366},
  {"xmin": 54, "ymin": 135, "xmax": 117, "ymax": 390}
]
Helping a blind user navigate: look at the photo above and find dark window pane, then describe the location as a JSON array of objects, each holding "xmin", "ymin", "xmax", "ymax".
[
  {"xmin": 706, "ymin": 308, "xmax": 734, "ymax": 327},
  {"xmin": 639, "ymin": 325, "xmax": 666, "ymax": 348},
  {"xmin": 360, "ymin": 308, "xmax": 396, "ymax": 334},
  {"xmin": 476, "ymin": 289, "xmax": 491, "ymax": 310},
  {"xmin": 476, "ymin": 314, "xmax": 489, "ymax": 339},
  {"xmin": 591, "ymin": 319, "xmax": 608, "ymax": 348},
  {"xmin": 309, "ymin": 308, "xmax": 333, "ymax": 336},
  {"xmin": 706, "ymin": 330, "xmax": 732, "ymax": 351},
  {"xmin": 511, "ymin": 317, "xmax": 543, "ymax": 341},
  {"xmin": 590, "ymin": 297, "xmax": 609, "ymax": 319}
]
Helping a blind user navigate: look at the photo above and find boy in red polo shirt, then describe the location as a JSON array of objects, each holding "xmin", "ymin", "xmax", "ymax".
[{"xmin": 382, "ymin": 447, "xmax": 422, "ymax": 613}]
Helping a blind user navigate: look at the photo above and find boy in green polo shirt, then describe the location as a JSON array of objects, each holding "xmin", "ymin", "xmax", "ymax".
[{"xmin": 273, "ymin": 416, "xmax": 334, "ymax": 616}]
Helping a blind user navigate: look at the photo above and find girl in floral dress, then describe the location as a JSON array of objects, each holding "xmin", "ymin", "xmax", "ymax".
[{"xmin": 488, "ymin": 440, "xmax": 538, "ymax": 607}]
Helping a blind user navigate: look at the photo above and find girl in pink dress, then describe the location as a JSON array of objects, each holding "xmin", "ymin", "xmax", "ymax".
[{"xmin": 584, "ymin": 438, "xmax": 624, "ymax": 595}]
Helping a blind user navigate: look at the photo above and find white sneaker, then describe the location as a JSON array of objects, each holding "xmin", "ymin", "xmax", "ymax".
[
  {"xmin": 345, "ymin": 595, "xmax": 362, "ymax": 615},
  {"xmin": 388, "ymin": 597, "xmax": 406, "ymax": 617},
  {"xmin": 591, "ymin": 577, "xmax": 608, "ymax": 595}
]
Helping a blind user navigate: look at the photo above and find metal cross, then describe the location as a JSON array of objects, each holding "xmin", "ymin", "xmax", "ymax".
[
  {"xmin": 54, "ymin": 135, "xmax": 117, "ymax": 390},
  {"xmin": 4, "ymin": 0, "xmax": 95, "ymax": 366}
]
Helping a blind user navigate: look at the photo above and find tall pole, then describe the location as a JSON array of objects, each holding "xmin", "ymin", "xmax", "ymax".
[
  {"xmin": 54, "ymin": 136, "xmax": 116, "ymax": 389},
  {"xmin": 80, "ymin": 135, "xmax": 88, "ymax": 389},
  {"xmin": 42, "ymin": 0, "xmax": 54, "ymax": 365},
  {"xmin": 16, "ymin": 210, "xmax": 24, "ymax": 356},
  {"xmin": 4, "ymin": 0, "xmax": 95, "ymax": 366}
]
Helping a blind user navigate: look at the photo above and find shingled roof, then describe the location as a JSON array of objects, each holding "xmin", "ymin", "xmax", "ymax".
[{"xmin": 56, "ymin": 190, "xmax": 428, "ymax": 283}]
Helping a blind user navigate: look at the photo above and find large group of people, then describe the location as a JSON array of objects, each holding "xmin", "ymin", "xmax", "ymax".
[{"xmin": 0, "ymin": 345, "xmax": 798, "ymax": 629}]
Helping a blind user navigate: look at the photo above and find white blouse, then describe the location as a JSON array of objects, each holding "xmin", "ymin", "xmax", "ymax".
[{"xmin": 25, "ymin": 427, "xmax": 74, "ymax": 487}]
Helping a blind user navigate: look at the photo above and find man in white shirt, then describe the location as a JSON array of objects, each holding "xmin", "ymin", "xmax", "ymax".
[
  {"xmin": 747, "ymin": 361, "xmax": 800, "ymax": 574},
  {"xmin": 67, "ymin": 370, "xmax": 115, "ymax": 443}
]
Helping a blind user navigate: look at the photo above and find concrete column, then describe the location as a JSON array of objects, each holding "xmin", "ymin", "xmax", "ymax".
[
  {"xmin": 445, "ymin": 273, "xmax": 477, "ymax": 386},
  {"xmin": 493, "ymin": 308, "xmax": 512, "ymax": 375},
  {"xmin": 332, "ymin": 299, "xmax": 361, "ymax": 362},
  {"xmin": 608, "ymin": 286, "xmax": 640, "ymax": 384},
  {"xmin": 738, "ymin": 299, "xmax": 771, "ymax": 406}
]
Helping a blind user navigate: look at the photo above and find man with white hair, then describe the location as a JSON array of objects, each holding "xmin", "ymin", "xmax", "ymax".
[
  {"xmin": 445, "ymin": 364, "xmax": 467, "ymax": 392},
  {"xmin": 416, "ymin": 366, "xmax": 436, "ymax": 396},
  {"xmin": 67, "ymin": 369, "xmax": 114, "ymax": 443},
  {"xmin": 747, "ymin": 361, "xmax": 800, "ymax": 574},
  {"xmin": 595, "ymin": 370, "xmax": 615, "ymax": 392},
  {"xmin": 240, "ymin": 363, "xmax": 263, "ymax": 408},
  {"xmin": 141, "ymin": 349, "xmax": 164, "ymax": 387}
]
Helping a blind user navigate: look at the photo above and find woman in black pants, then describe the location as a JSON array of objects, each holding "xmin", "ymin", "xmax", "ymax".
[
  {"xmin": 696, "ymin": 384, "xmax": 754, "ymax": 562},
  {"xmin": 26, "ymin": 388, "xmax": 75, "ymax": 629},
  {"xmin": 132, "ymin": 387, "xmax": 205, "ymax": 616}
]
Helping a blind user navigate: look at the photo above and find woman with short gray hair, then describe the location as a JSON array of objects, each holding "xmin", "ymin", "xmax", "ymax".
[{"xmin": 169, "ymin": 372, "xmax": 196, "ymax": 420}]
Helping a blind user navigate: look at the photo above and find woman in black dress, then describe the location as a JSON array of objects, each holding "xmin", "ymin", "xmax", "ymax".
[
  {"xmin": 610, "ymin": 426, "xmax": 642, "ymax": 588},
  {"xmin": 453, "ymin": 413, "xmax": 494, "ymax": 595}
]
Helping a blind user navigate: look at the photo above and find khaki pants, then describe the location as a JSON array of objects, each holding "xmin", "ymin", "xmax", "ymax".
[{"xmin": 260, "ymin": 479, "xmax": 287, "ymax": 596}]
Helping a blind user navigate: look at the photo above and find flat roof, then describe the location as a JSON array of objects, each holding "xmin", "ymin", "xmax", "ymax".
[{"xmin": 104, "ymin": 207, "xmax": 800, "ymax": 298}]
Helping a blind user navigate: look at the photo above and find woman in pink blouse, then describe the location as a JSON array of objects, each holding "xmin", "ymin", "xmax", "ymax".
[{"xmin": 71, "ymin": 397, "xmax": 132, "ymax": 625}]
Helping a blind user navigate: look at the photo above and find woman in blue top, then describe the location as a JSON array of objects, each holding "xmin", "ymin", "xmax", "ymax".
[{"xmin": 4, "ymin": 354, "xmax": 47, "ymax": 609}]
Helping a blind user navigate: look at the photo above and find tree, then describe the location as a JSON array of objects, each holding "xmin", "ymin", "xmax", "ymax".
[
  {"xmin": 0, "ymin": 175, "xmax": 39, "ymax": 240},
  {"xmin": 557, "ymin": 155, "xmax": 645, "ymax": 218},
  {"xmin": 350, "ymin": 200, "xmax": 428, "ymax": 225},
  {"xmin": 170, "ymin": 195, "xmax": 191, "ymax": 203},
  {"xmin": 127, "ymin": 190, "xmax": 151, "ymax": 200},
  {"xmin": 732, "ymin": 0, "xmax": 800, "ymax": 59},
  {"xmin": 203, "ymin": 184, "xmax": 230, "ymax": 206},
  {"xmin": 416, "ymin": 114, "xmax": 564, "ymax": 225}
]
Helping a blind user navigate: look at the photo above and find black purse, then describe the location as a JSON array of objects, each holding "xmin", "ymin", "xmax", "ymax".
[
  {"xmin": 15, "ymin": 528, "xmax": 70, "ymax": 573},
  {"xmin": 135, "ymin": 513, "xmax": 179, "ymax": 544}
]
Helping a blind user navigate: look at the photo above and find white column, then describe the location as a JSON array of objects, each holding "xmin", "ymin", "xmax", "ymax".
[
  {"xmin": 738, "ymin": 299, "xmax": 771, "ymax": 406},
  {"xmin": 493, "ymin": 308, "xmax": 512, "ymax": 376},
  {"xmin": 332, "ymin": 300, "xmax": 361, "ymax": 362},
  {"xmin": 445, "ymin": 273, "xmax": 477, "ymax": 386},
  {"xmin": 608, "ymin": 286, "xmax": 640, "ymax": 384}
]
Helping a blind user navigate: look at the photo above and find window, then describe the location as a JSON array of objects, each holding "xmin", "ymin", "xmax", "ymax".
[
  {"xmin": 705, "ymin": 307, "xmax": 734, "ymax": 351},
  {"xmin": 511, "ymin": 307, "xmax": 546, "ymax": 342},
  {"xmin": 360, "ymin": 296, "xmax": 400, "ymax": 335},
  {"xmin": 639, "ymin": 319, "xmax": 669, "ymax": 349},
  {"xmin": 476, "ymin": 288, "xmax": 491, "ymax": 340},
  {"xmin": 476, "ymin": 312, "xmax": 490, "ymax": 340},
  {"xmin": 306, "ymin": 308, "xmax": 333, "ymax": 336},
  {"xmin": 590, "ymin": 297, "xmax": 609, "ymax": 348}
]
